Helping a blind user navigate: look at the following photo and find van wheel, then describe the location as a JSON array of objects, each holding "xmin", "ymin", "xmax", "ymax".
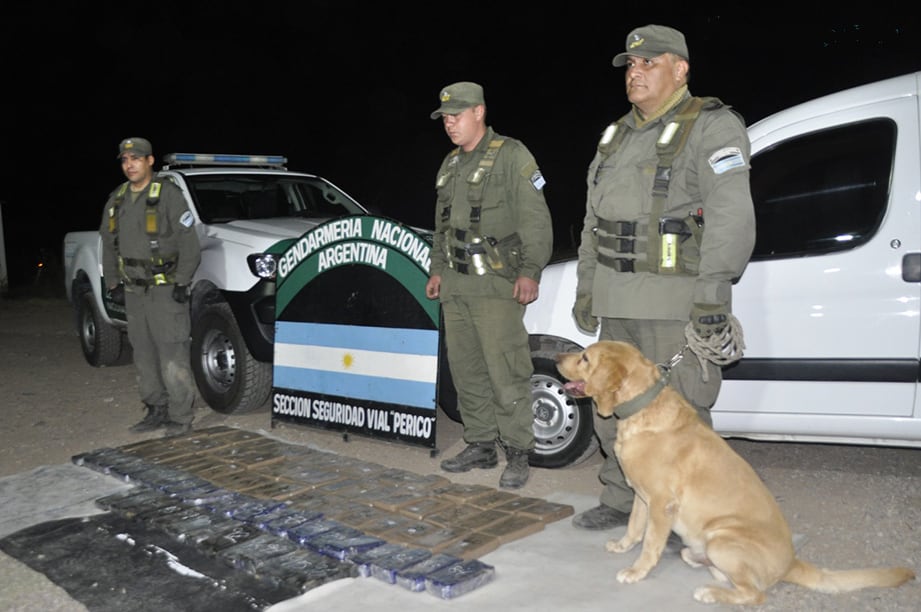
[
  {"xmin": 529, "ymin": 355, "xmax": 598, "ymax": 468},
  {"xmin": 436, "ymin": 345, "xmax": 599, "ymax": 468},
  {"xmin": 190, "ymin": 302, "xmax": 271, "ymax": 414}
]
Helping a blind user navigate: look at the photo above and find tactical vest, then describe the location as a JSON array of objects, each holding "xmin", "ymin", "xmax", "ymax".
[
  {"xmin": 594, "ymin": 96, "xmax": 720, "ymax": 276},
  {"xmin": 436, "ymin": 139, "xmax": 522, "ymax": 278},
  {"xmin": 107, "ymin": 181, "xmax": 178, "ymax": 286}
]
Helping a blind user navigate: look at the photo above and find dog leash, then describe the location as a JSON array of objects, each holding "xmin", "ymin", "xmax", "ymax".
[{"xmin": 661, "ymin": 346, "xmax": 688, "ymax": 371}]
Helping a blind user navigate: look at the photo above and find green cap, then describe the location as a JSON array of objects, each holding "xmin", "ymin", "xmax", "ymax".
[
  {"xmin": 117, "ymin": 137, "xmax": 153, "ymax": 159},
  {"xmin": 430, "ymin": 82, "xmax": 485, "ymax": 119},
  {"xmin": 612, "ymin": 24, "xmax": 689, "ymax": 67}
]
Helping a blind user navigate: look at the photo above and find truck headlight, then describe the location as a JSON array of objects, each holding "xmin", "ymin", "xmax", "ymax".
[{"xmin": 247, "ymin": 253, "xmax": 278, "ymax": 279}]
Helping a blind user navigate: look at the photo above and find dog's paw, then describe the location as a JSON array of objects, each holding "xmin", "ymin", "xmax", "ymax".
[
  {"xmin": 693, "ymin": 586, "xmax": 718, "ymax": 604},
  {"xmin": 680, "ymin": 547, "xmax": 704, "ymax": 568},
  {"xmin": 616, "ymin": 566, "xmax": 649, "ymax": 584},
  {"xmin": 605, "ymin": 538, "xmax": 635, "ymax": 553}
]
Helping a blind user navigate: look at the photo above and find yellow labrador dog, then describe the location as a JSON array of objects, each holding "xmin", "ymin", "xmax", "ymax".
[{"xmin": 556, "ymin": 340, "xmax": 914, "ymax": 605}]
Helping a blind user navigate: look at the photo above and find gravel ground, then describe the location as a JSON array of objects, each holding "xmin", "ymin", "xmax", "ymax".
[{"xmin": 0, "ymin": 290, "xmax": 918, "ymax": 610}]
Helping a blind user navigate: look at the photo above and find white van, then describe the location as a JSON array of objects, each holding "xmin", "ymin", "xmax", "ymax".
[{"xmin": 520, "ymin": 71, "xmax": 921, "ymax": 467}]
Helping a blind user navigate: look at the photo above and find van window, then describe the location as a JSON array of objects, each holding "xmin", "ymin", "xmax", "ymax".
[{"xmin": 749, "ymin": 119, "xmax": 895, "ymax": 261}]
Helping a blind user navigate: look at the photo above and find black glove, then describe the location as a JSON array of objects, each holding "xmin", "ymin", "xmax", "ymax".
[
  {"xmin": 690, "ymin": 302, "xmax": 729, "ymax": 338},
  {"xmin": 572, "ymin": 293, "xmax": 599, "ymax": 335},
  {"xmin": 172, "ymin": 284, "xmax": 190, "ymax": 304},
  {"xmin": 108, "ymin": 284, "xmax": 125, "ymax": 305}
]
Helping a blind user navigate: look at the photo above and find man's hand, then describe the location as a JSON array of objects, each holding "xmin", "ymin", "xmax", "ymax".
[
  {"xmin": 108, "ymin": 284, "xmax": 125, "ymax": 305},
  {"xmin": 513, "ymin": 276, "xmax": 539, "ymax": 305},
  {"xmin": 425, "ymin": 275, "xmax": 441, "ymax": 300},
  {"xmin": 172, "ymin": 284, "xmax": 190, "ymax": 304},
  {"xmin": 572, "ymin": 293, "xmax": 598, "ymax": 334},
  {"xmin": 690, "ymin": 302, "xmax": 728, "ymax": 338}
]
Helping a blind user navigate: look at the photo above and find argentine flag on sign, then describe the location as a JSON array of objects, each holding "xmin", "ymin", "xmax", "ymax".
[{"xmin": 274, "ymin": 321, "xmax": 438, "ymax": 410}]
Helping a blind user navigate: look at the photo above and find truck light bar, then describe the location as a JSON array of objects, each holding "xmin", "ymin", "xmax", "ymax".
[{"xmin": 163, "ymin": 153, "xmax": 288, "ymax": 168}]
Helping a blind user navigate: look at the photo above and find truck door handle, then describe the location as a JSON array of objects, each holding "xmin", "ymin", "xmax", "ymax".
[{"xmin": 902, "ymin": 253, "xmax": 921, "ymax": 282}]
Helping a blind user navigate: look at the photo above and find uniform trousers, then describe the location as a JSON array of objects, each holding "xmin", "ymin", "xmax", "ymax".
[
  {"xmin": 595, "ymin": 317, "xmax": 720, "ymax": 512},
  {"xmin": 124, "ymin": 285, "xmax": 195, "ymax": 424},
  {"xmin": 441, "ymin": 293, "xmax": 534, "ymax": 450}
]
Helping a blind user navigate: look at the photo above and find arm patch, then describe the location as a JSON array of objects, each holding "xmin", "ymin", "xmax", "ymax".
[
  {"xmin": 708, "ymin": 146, "xmax": 746, "ymax": 175},
  {"xmin": 529, "ymin": 169, "xmax": 546, "ymax": 191}
]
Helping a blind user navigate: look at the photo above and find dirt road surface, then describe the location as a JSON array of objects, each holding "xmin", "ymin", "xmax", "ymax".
[{"xmin": 0, "ymin": 291, "xmax": 918, "ymax": 610}]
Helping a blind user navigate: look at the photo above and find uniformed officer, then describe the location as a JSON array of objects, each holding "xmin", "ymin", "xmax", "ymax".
[
  {"xmin": 100, "ymin": 137, "xmax": 201, "ymax": 437},
  {"xmin": 426, "ymin": 82, "xmax": 553, "ymax": 489},
  {"xmin": 571, "ymin": 26, "xmax": 756, "ymax": 528}
]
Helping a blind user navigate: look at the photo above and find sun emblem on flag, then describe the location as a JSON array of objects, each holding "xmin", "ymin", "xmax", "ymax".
[{"xmin": 342, "ymin": 353, "xmax": 354, "ymax": 369}]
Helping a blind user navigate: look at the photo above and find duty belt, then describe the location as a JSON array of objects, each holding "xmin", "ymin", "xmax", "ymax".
[
  {"xmin": 597, "ymin": 252, "xmax": 649, "ymax": 273},
  {"xmin": 446, "ymin": 228, "xmax": 515, "ymax": 277},
  {"xmin": 598, "ymin": 235, "xmax": 639, "ymax": 254},
  {"xmin": 597, "ymin": 218, "xmax": 645, "ymax": 236},
  {"xmin": 596, "ymin": 218, "xmax": 649, "ymax": 272},
  {"xmin": 595, "ymin": 214, "xmax": 699, "ymax": 275},
  {"xmin": 454, "ymin": 239, "xmax": 493, "ymax": 276},
  {"xmin": 125, "ymin": 278, "xmax": 173, "ymax": 288}
]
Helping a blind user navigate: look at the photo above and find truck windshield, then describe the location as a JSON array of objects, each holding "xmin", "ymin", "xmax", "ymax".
[{"xmin": 185, "ymin": 175, "xmax": 368, "ymax": 223}]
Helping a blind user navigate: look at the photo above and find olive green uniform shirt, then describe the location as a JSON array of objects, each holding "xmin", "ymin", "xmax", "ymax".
[
  {"xmin": 100, "ymin": 178, "xmax": 201, "ymax": 289},
  {"xmin": 577, "ymin": 93, "xmax": 756, "ymax": 318},
  {"xmin": 431, "ymin": 126, "xmax": 553, "ymax": 294}
]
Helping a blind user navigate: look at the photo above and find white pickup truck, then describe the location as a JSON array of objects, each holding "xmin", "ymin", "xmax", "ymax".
[{"xmin": 524, "ymin": 70, "xmax": 921, "ymax": 467}]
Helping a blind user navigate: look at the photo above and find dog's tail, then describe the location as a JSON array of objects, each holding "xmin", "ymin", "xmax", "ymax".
[{"xmin": 782, "ymin": 558, "xmax": 915, "ymax": 593}]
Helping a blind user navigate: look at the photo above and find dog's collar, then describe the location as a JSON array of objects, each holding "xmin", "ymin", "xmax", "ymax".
[{"xmin": 613, "ymin": 365, "xmax": 670, "ymax": 419}]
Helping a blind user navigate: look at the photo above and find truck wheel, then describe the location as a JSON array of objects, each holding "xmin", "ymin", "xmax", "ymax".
[
  {"xmin": 76, "ymin": 288, "xmax": 129, "ymax": 367},
  {"xmin": 190, "ymin": 302, "xmax": 271, "ymax": 414},
  {"xmin": 529, "ymin": 355, "xmax": 599, "ymax": 469}
]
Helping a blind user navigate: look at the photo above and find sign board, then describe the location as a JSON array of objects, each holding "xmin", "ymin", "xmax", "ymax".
[{"xmin": 270, "ymin": 215, "xmax": 441, "ymax": 448}]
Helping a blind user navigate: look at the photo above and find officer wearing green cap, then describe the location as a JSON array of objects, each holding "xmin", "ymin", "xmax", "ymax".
[
  {"xmin": 571, "ymin": 25, "xmax": 756, "ymax": 529},
  {"xmin": 426, "ymin": 81, "xmax": 553, "ymax": 489},
  {"xmin": 100, "ymin": 137, "xmax": 201, "ymax": 437}
]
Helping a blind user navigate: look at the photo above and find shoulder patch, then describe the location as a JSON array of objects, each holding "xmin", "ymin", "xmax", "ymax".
[
  {"xmin": 529, "ymin": 169, "xmax": 546, "ymax": 191},
  {"xmin": 708, "ymin": 146, "xmax": 746, "ymax": 175},
  {"xmin": 180, "ymin": 210, "xmax": 195, "ymax": 228}
]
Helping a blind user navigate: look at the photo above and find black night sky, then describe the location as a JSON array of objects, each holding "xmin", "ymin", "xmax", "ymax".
[{"xmin": 2, "ymin": 3, "xmax": 920, "ymax": 288}]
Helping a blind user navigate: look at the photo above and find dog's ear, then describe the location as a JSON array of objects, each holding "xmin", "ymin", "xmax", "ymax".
[{"xmin": 585, "ymin": 351, "xmax": 627, "ymax": 417}]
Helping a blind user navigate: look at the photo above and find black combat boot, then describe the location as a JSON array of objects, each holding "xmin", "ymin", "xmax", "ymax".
[
  {"xmin": 440, "ymin": 441, "xmax": 498, "ymax": 473},
  {"xmin": 128, "ymin": 404, "xmax": 169, "ymax": 433},
  {"xmin": 499, "ymin": 447, "xmax": 531, "ymax": 489},
  {"xmin": 571, "ymin": 504, "xmax": 631, "ymax": 530}
]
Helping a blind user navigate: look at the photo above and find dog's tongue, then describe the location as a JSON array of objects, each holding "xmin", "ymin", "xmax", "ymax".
[{"xmin": 564, "ymin": 381, "xmax": 586, "ymax": 396}]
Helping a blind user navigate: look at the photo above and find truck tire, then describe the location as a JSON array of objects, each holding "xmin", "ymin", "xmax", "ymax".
[
  {"xmin": 437, "ymin": 341, "xmax": 599, "ymax": 468},
  {"xmin": 190, "ymin": 302, "xmax": 271, "ymax": 414},
  {"xmin": 76, "ymin": 288, "xmax": 130, "ymax": 367}
]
